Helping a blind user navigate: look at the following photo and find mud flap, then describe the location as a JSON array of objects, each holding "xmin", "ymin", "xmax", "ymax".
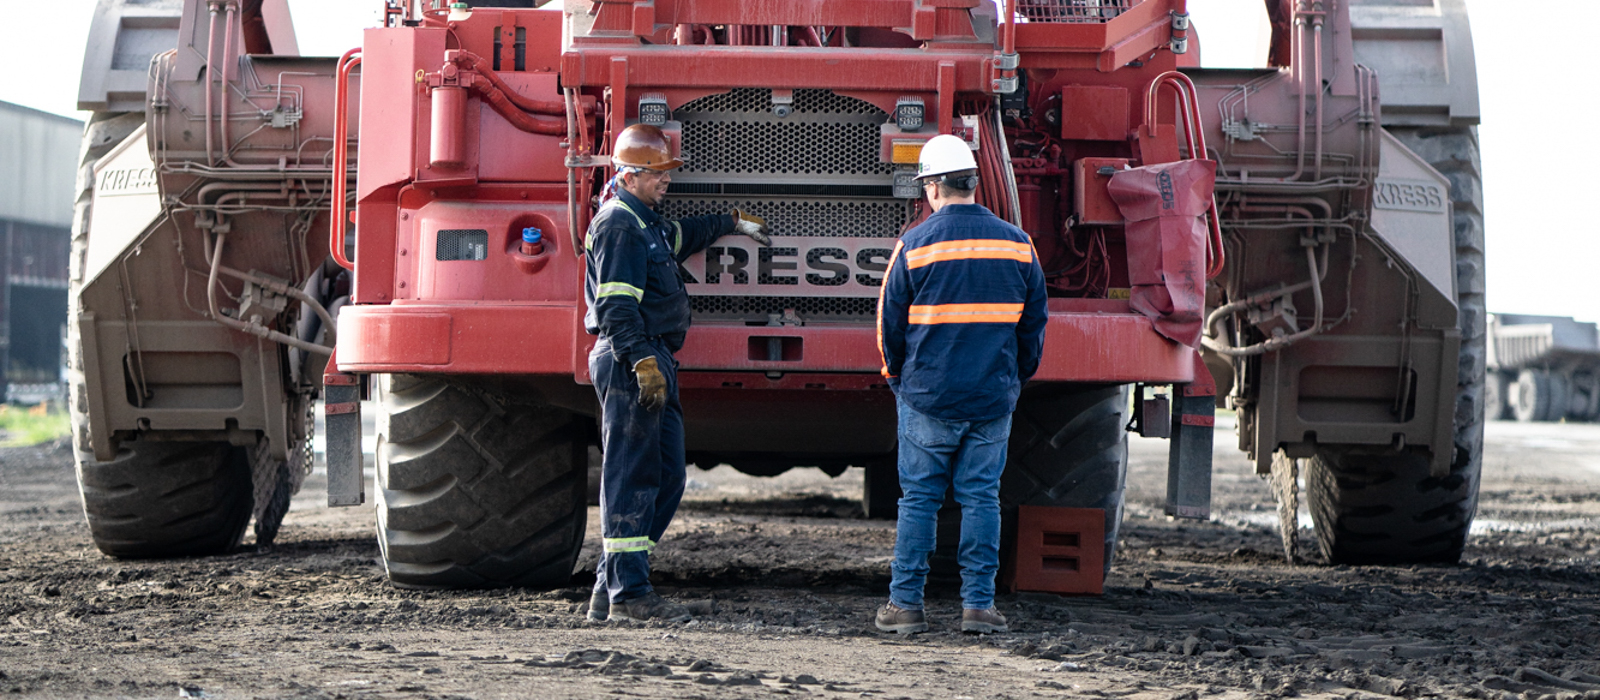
[
  {"xmin": 1166, "ymin": 351, "xmax": 1214, "ymax": 520},
  {"xmin": 324, "ymin": 366, "xmax": 364, "ymax": 507}
]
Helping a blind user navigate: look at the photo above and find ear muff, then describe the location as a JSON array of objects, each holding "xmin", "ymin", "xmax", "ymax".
[{"xmin": 942, "ymin": 174, "xmax": 980, "ymax": 191}]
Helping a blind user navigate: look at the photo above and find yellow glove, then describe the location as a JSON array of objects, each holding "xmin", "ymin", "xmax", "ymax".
[
  {"xmin": 731, "ymin": 209, "xmax": 773, "ymax": 246},
  {"xmin": 633, "ymin": 356, "xmax": 668, "ymax": 411}
]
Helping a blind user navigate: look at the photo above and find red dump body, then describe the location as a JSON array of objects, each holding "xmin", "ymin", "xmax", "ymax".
[{"xmin": 335, "ymin": 0, "xmax": 1210, "ymax": 462}]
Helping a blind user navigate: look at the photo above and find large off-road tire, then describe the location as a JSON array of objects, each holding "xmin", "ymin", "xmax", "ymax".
[
  {"xmin": 1483, "ymin": 371, "xmax": 1507, "ymax": 422},
  {"xmin": 76, "ymin": 441, "xmax": 254, "ymax": 558},
  {"xmin": 62, "ymin": 112, "xmax": 258, "ymax": 558},
  {"xmin": 999, "ymin": 384, "xmax": 1130, "ymax": 569},
  {"xmin": 375, "ymin": 374, "xmax": 587, "ymax": 589},
  {"xmin": 1305, "ymin": 448, "xmax": 1477, "ymax": 564},
  {"xmin": 1512, "ymin": 368, "xmax": 1561, "ymax": 423},
  {"xmin": 930, "ymin": 384, "xmax": 1129, "ymax": 581},
  {"xmin": 862, "ymin": 462, "xmax": 901, "ymax": 520},
  {"xmin": 1306, "ymin": 126, "xmax": 1485, "ymax": 565},
  {"xmin": 249, "ymin": 410, "xmax": 312, "ymax": 549}
]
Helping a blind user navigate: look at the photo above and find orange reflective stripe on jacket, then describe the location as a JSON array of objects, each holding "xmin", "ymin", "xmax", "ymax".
[
  {"xmin": 902, "ymin": 239, "xmax": 1035, "ymax": 270},
  {"xmin": 907, "ymin": 302, "xmax": 1025, "ymax": 325}
]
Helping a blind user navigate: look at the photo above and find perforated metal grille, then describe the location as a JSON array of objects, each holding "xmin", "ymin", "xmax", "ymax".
[
  {"xmin": 436, "ymin": 229, "xmax": 488, "ymax": 261},
  {"xmin": 659, "ymin": 196, "xmax": 911, "ymax": 239},
  {"xmin": 1017, "ymin": 0, "xmax": 1136, "ymax": 23},
  {"xmin": 690, "ymin": 295, "xmax": 878, "ymax": 322},
  {"xmin": 671, "ymin": 88, "xmax": 900, "ymax": 323},
  {"xmin": 676, "ymin": 88, "xmax": 891, "ymax": 180}
]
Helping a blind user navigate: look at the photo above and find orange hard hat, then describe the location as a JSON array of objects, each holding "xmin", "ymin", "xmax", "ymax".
[{"xmin": 612, "ymin": 123, "xmax": 683, "ymax": 171}]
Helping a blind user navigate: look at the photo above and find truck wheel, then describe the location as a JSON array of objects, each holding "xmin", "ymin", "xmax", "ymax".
[
  {"xmin": 1001, "ymin": 384, "xmax": 1129, "ymax": 569},
  {"xmin": 76, "ymin": 441, "xmax": 254, "ymax": 558},
  {"xmin": 862, "ymin": 462, "xmax": 901, "ymax": 520},
  {"xmin": 61, "ymin": 111, "xmax": 255, "ymax": 560},
  {"xmin": 1307, "ymin": 126, "xmax": 1486, "ymax": 564},
  {"xmin": 1511, "ymin": 369, "xmax": 1552, "ymax": 423},
  {"xmin": 375, "ymin": 374, "xmax": 587, "ymax": 589},
  {"xmin": 1544, "ymin": 372, "xmax": 1571, "ymax": 421},
  {"xmin": 1305, "ymin": 448, "xmax": 1476, "ymax": 564},
  {"xmin": 929, "ymin": 385, "xmax": 1128, "ymax": 582},
  {"xmin": 1483, "ymin": 371, "xmax": 1507, "ymax": 422}
]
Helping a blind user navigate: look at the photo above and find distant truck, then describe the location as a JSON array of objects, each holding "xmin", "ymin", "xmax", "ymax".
[{"xmin": 1486, "ymin": 314, "xmax": 1600, "ymax": 423}]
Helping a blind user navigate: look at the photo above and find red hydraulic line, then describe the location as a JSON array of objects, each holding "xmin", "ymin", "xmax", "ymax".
[
  {"xmin": 449, "ymin": 51, "xmax": 591, "ymax": 115},
  {"xmin": 331, "ymin": 49, "xmax": 360, "ymax": 271},
  {"xmin": 1003, "ymin": 0, "xmax": 1016, "ymax": 56},
  {"xmin": 468, "ymin": 80, "xmax": 568, "ymax": 135}
]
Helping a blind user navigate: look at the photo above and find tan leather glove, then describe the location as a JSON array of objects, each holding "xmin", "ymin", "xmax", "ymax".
[
  {"xmin": 731, "ymin": 209, "xmax": 773, "ymax": 247},
  {"xmin": 633, "ymin": 356, "xmax": 668, "ymax": 411}
]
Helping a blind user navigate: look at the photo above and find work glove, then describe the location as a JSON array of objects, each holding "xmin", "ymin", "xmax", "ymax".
[
  {"xmin": 633, "ymin": 356, "xmax": 668, "ymax": 411},
  {"xmin": 731, "ymin": 209, "xmax": 773, "ymax": 247}
]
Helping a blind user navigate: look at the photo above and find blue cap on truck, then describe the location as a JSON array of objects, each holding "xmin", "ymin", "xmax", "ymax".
[{"xmin": 522, "ymin": 227, "xmax": 542, "ymax": 244}]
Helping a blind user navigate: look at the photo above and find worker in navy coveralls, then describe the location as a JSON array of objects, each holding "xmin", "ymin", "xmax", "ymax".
[
  {"xmin": 584, "ymin": 124, "xmax": 773, "ymax": 623},
  {"xmin": 874, "ymin": 134, "xmax": 1048, "ymax": 635}
]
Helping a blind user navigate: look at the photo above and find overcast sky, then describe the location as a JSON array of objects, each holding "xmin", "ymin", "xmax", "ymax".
[{"xmin": 1, "ymin": 0, "xmax": 1590, "ymax": 321}]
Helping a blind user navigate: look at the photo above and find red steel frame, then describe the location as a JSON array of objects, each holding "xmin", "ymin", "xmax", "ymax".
[{"xmin": 336, "ymin": 0, "xmax": 1200, "ymax": 387}]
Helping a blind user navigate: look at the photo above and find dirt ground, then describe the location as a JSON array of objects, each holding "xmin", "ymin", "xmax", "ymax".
[{"xmin": 2, "ymin": 418, "xmax": 1598, "ymax": 700}]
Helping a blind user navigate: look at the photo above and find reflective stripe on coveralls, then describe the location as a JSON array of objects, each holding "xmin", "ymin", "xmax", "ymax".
[
  {"xmin": 602, "ymin": 536, "xmax": 657, "ymax": 554},
  {"xmin": 596, "ymin": 282, "xmax": 644, "ymax": 300}
]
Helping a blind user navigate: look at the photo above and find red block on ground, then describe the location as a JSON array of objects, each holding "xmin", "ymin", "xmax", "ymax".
[{"xmin": 1008, "ymin": 505, "xmax": 1106, "ymax": 596}]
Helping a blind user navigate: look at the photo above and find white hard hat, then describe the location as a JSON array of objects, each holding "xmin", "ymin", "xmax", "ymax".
[{"xmin": 916, "ymin": 134, "xmax": 978, "ymax": 180}]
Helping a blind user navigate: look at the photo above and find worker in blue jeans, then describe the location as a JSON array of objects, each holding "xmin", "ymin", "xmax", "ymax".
[{"xmin": 874, "ymin": 134, "xmax": 1048, "ymax": 634}]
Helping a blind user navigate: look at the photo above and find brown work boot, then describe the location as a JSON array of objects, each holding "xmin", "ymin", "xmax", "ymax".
[
  {"xmin": 961, "ymin": 607, "xmax": 1009, "ymax": 634},
  {"xmin": 874, "ymin": 602, "xmax": 929, "ymax": 634},
  {"xmin": 607, "ymin": 592, "xmax": 692, "ymax": 623}
]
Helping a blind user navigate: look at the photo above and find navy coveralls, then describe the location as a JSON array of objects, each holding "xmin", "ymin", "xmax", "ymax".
[{"xmin": 584, "ymin": 188, "xmax": 735, "ymax": 604}]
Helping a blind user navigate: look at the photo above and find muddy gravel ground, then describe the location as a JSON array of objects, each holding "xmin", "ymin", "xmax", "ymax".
[{"xmin": 2, "ymin": 418, "xmax": 1599, "ymax": 699}]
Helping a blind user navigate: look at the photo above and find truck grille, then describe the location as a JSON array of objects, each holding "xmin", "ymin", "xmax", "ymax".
[
  {"xmin": 670, "ymin": 88, "xmax": 902, "ymax": 324},
  {"xmin": 657, "ymin": 196, "xmax": 911, "ymax": 239},
  {"xmin": 1017, "ymin": 0, "xmax": 1136, "ymax": 23},
  {"xmin": 676, "ymin": 88, "xmax": 892, "ymax": 183},
  {"xmin": 690, "ymin": 295, "xmax": 878, "ymax": 322}
]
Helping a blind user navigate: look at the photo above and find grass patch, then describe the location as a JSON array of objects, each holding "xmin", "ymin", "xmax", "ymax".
[{"xmin": 0, "ymin": 404, "xmax": 71, "ymax": 447}]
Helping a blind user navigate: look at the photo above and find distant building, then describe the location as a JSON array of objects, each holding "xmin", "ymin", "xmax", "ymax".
[{"xmin": 0, "ymin": 100, "xmax": 82, "ymax": 402}]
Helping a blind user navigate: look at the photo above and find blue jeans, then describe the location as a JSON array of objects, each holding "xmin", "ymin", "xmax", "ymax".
[{"xmin": 889, "ymin": 397, "xmax": 1012, "ymax": 611}]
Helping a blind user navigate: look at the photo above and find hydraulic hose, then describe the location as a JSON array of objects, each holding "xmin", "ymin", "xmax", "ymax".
[
  {"xmin": 207, "ymin": 231, "xmax": 334, "ymax": 356},
  {"xmin": 1202, "ymin": 243, "xmax": 1328, "ymax": 358},
  {"xmin": 470, "ymin": 80, "xmax": 568, "ymax": 135},
  {"xmin": 449, "ymin": 51, "xmax": 593, "ymax": 116}
]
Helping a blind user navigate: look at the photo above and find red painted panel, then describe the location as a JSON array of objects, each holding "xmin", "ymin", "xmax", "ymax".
[
  {"xmin": 357, "ymin": 28, "xmax": 443, "ymax": 201},
  {"xmin": 591, "ymin": 0, "xmax": 978, "ymax": 34},
  {"xmin": 339, "ymin": 303, "xmax": 1192, "ymax": 383},
  {"xmin": 337, "ymin": 304, "xmax": 577, "ymax": 374},
  {"xmin": 354, "ymin": 197, "xmax": 398, "ymax": 304},
  {"xmin": 339, "ymin": 311, "xmax": 452, "ymax": 366},
  {"xmin": 1061, "ymin": 85, "xmax": 1129, "ymax": 141},
  {"xmin": 561, "ymin": 47, "xmax": 993, "ymax": 92},
  {"xmin": 410, "ymin": 200, "xmax": 579, "ymax": 303},
  {"xmin": 1034, "ymin": 310, "xmax": 1194, "ymax": 383},
  {"xmin": 476, "ymin": 73, "xmax": 568, "ymax": 183},
  {"xmin": 1074, "ymin": 157, "xmax": 1130, "ymax": 225},
  {"xmin": 676, "ymin": 324, "xmax": 882, "ymax": 373}
]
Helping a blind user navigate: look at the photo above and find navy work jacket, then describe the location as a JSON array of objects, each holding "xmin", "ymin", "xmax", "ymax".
[
  {"xmin": 584, "ymin": 189, "xmax": 735, "ymax": 367},
  {"xmin": 877, "ymin": 203, "xmax": 1048, "ymax": 422}
]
